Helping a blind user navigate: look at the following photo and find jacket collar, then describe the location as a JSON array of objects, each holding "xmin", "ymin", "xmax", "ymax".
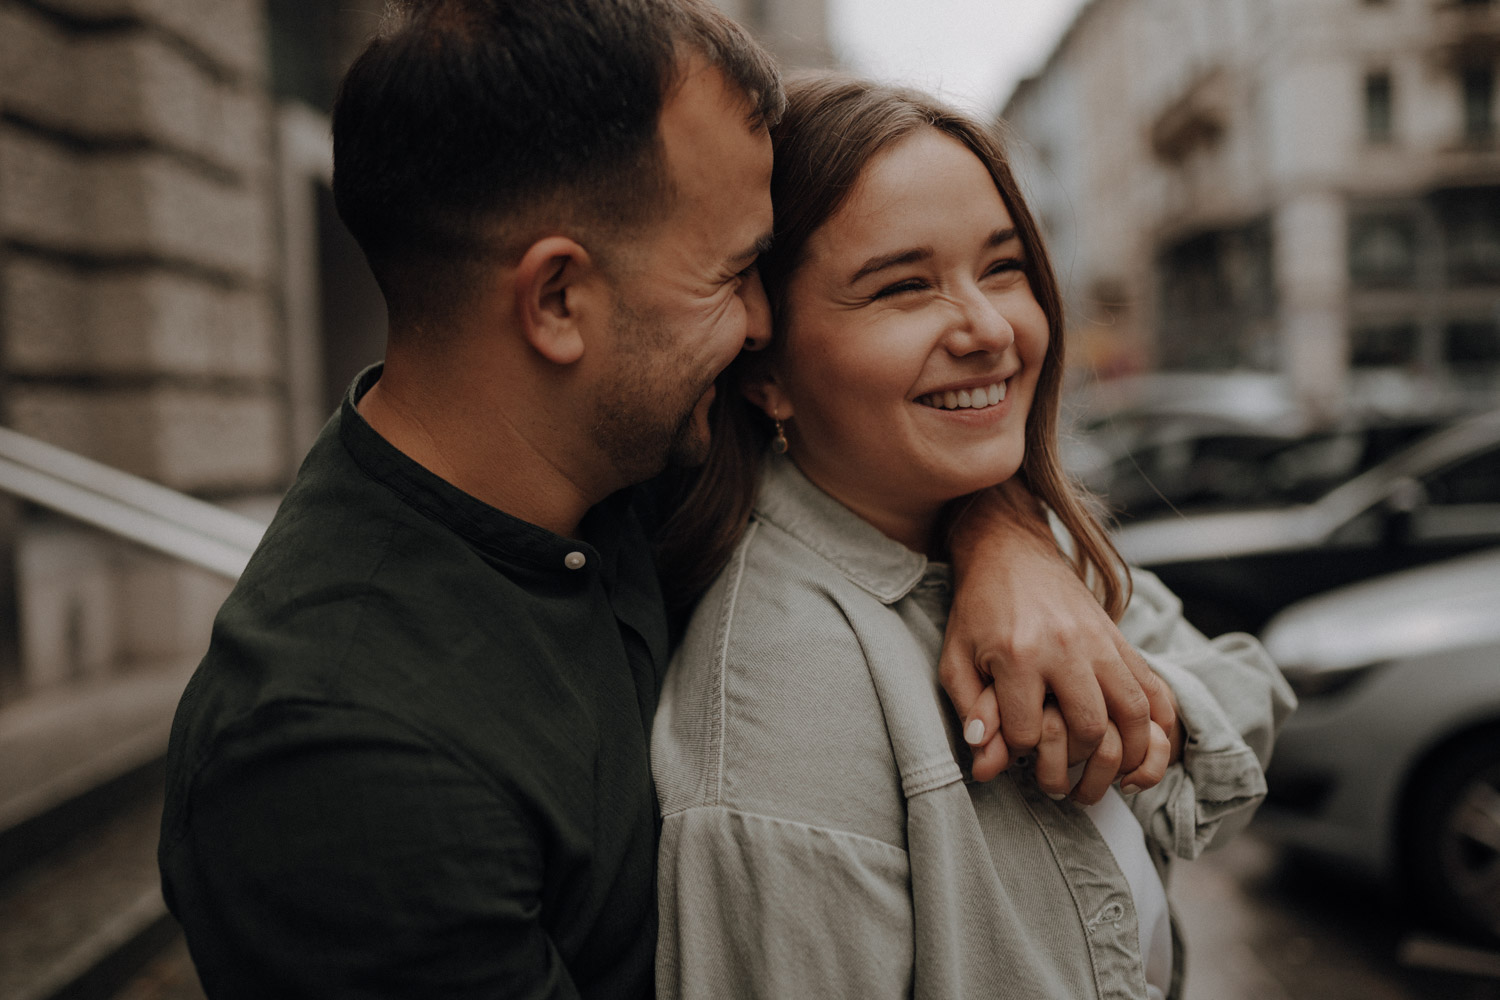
[{"xmin": 752, "ymin": 454, "xmax": 930, "ymax": 605}]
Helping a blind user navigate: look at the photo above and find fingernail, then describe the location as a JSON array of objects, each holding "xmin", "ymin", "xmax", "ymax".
[
  {"xmin": 1121, "ymin": 784, "xmax": 1142, "ymax": 796},
  {"xmin": 964, "ymin": 719, "xmax": 985, "ymax": 745},
  {"xmin": 1046, "ymin": 791, "xmax": 1067, "ymax": 801}
]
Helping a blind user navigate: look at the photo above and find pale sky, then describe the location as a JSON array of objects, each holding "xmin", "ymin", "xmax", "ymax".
[{"xmin": 828, "ymin": 0, "xmax": 1092, "ymax": 115}]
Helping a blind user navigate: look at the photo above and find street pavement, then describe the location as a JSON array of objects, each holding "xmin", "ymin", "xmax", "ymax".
[{"xmin": 1178, "ymin": 829, "xmax": 1500, "ymax": 999}]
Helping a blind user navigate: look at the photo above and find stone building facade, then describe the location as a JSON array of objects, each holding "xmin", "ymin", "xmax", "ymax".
[
  {"xmin": 0, "ymin": 0, "xmax": 830, "ymax": 706},
  {"xmin": 1003, "ymin": 0, "xmax": 1500, "ymax": 414}
]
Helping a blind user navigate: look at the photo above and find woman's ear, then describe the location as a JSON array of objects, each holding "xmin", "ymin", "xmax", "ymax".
[
  {"xmin": 742, "ymin": 373, "xmax": 793, "ymax": 422},
  {"xmin": 514, "ymin": 236, "xmax": 599, "ymax": 365}
]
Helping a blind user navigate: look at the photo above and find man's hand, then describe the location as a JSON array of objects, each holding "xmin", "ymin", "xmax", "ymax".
[{"xmin": 940, "ymin": 480, "xmax": 1178, "ymax": 786}]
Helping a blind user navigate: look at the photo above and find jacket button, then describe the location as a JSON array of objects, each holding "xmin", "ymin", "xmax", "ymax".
[{"xmin": 564, "ymin": 551, "xmax": 587, "ymax": 570}]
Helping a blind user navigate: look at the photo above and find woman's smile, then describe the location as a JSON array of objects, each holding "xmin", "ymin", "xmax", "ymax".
[{"xmin": 915, "ymin": 378, "xmax": 1010, "ymax": 411}]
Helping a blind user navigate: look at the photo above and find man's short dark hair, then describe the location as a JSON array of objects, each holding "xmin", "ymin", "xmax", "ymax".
[{"xmin": 332, "ymin": 0, "xmax": 783, "ymax": 327}]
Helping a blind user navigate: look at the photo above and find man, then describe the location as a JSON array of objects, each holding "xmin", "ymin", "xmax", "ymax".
[{"xmin": 159, "ymin": 2, "xmax": 1174, "ymax": 996}]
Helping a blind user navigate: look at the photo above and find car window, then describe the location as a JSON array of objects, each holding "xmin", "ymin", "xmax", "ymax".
[
  {"xmin": 1410, "ymin": 443, "xmax": 1500, "ymax": 543},
  {"xmin": 1424, "ymin": 444, "xmax": 1500, "ymax": 506}
]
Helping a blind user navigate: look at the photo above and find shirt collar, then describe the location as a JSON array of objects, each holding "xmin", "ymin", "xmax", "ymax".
[
  {"xmin": 337, "ymin": 363, "xmax": 634, "ymax": 581},
  {"xmin": 752, "ymin": 454, "xmax": 930, "ymax": 605}
]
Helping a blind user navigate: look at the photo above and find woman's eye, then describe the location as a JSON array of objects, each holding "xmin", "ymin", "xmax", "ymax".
[
  {"xmin": 985, "ymin": 258, "xmax": 1026, "ymax": 278},
  {"xmin": 871, "ymin": 278, "xmax": 926, "ymax": 300}
]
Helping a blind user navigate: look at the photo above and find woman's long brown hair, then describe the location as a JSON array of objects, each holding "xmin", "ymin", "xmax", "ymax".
[{"xmin": 656, "ymin": 72, "xmax": 1131, "ymax": 621}]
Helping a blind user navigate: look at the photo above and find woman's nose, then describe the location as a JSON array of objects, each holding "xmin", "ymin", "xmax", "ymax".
[{"xmin": 946, "ymin": 287, "xmax": 1015, "ymax": 356}]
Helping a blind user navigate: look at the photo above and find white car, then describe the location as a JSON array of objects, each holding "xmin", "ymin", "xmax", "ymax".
[{"xmin": 1256, "ymin": 547, "xmax": 1500, "ymax": 944}]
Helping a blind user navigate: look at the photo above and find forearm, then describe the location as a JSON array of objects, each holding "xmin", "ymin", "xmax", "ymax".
[{"xmin": 945, "ymin": 479, "xmax": 1054, "ymax": 573}]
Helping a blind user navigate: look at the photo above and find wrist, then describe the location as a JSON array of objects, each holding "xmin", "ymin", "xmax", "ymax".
[{"xmin": 947, "ymin": 482, "xmax": 1055, "ymax": 575}]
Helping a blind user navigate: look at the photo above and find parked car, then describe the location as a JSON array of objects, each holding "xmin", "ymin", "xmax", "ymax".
[
  {"xmin": 1081, "ymin": 416, "xmax": 1447, "ymax": 523},
  {"xmin": 1255, "ymin": 547, "xmax": 1500, "ymax": 945},
  {"xmin": 1062, "ymin": 372, "xmax": 1306, "ymax": 492},
  {"xmin": 1112, "ymin": 408, "xmax": 1500, "ymax": 635}
]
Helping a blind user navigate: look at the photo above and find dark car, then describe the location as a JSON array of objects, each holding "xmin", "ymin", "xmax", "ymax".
[{"xmin": 1112, "ymin": 409, "xmax": 1500, "ymax": 635}]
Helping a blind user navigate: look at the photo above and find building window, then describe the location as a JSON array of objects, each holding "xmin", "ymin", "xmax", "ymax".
[
  {"xmin": 1365, "ymin": 72, "xmax": 1394, "ymax": 143},
  {"xmin": 1463, "ymin": 66, "xmax": 1495, "ymax": 143},
  {"xmin": 1445, "ymin": 319, "xmax": 1500, "ymax": 368},
  {"xmin": 1349, "ymin": 213, "xmax": 1418, "ymax": 287},
  {"xmin": 1436, "ymin": 187, "xmax": 1500, "ymax": 284},
  {"xmin": 1351, "ymin": 322, "xmax": 1420, "ymax": 367},
  {"xmin": 1156, "ymin": 219, "xmax": 1276, "ymax": 370}
]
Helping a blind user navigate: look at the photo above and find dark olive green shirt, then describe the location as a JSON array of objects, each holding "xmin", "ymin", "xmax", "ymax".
[{"xmin": 159, "ymin": 366, "xmax": 666, "ymax": 999}]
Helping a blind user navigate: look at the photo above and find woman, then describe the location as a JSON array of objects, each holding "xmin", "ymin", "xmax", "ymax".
[{"xmin": 652, "ymin": 74, "xmax": 1294, "ymax": 1000}]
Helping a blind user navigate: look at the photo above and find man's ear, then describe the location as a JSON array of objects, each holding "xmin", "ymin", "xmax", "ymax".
[
  {"xmin": 742, "ymin": 370, "xmax": 793, "ymax": 421},
  {"xmin": 513, "ymin": 236, "xmax": 601, "ymax": 365}
]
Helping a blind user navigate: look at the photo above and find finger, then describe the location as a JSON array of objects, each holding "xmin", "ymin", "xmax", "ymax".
[
  {"xmin": 1034, "ymin": 704, "xmax": 1070, "ymax": 798},
  {"xmin": 992, "ymin": 666, "xmax": 1048, "ymax": 752},
  {"xmin": 966, "ymin": 686, "xmax": 1011, "ymax": 783},
  {"xmin": 1095, "ymin": 640, "xmax": 1153, "ymax": 774},
  {"xmin": 1070, "ymin": 721, "xmax": 1123, "ymax": 805},
  {"xmin": 938, "ymin": 640, "xmax": 990, "ymax": 742},
  {"xmin": 1122, "ymin": 640, "xmax": 1177, "ymax": 741},
  {"xmin": 1040, "ymin": 664, "xmax": 1108, "ymax": 761},
  {"xmin": 961, "ymin": 681, "xmax": 1002, "ymax": 752},
  {"xmin": 1119, "ymin": 721, "xmax": 1171, "ymax": 795},
  {"xmin": 969, "ymin": 727, "xmax": 1011, "ymax": 782}
]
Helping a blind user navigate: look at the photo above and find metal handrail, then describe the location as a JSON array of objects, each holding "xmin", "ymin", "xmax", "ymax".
[{"xmin": 0, "ymin": 426, "xmax": 265, "ymax": 580}]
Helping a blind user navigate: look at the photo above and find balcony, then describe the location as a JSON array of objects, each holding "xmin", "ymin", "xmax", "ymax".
[
  {"xmin": 1432, "ymin": 0, "xmax": 1500, "ymax": 66},
  {"xmin": 1150, "ymin": 67, "xmax": 1232, "ymax": 164}
]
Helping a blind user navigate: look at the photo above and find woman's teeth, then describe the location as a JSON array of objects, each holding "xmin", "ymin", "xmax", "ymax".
[{"xmin": 918, "ymin": 382, "xmax": 1006, "ymax": 411}]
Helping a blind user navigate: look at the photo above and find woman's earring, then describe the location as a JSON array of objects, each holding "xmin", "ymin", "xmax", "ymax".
[{"xmin": 771, "ymin": 418, "xmax": 789, "ymax": 455}]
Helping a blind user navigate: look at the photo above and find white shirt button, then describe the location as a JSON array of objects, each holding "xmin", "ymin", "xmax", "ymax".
[{"xmin": 563, "ymin": 551, "xmax": 587, "ymax": 570}]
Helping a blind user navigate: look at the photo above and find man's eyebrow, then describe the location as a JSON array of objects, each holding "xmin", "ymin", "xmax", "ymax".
[
  {"xmin": 730, "ymin": 232, "xmax": 775, "ymax": 268},
  {"xmin": 849, "ymin": 246, "xmax": 932, "ymax": 284}
]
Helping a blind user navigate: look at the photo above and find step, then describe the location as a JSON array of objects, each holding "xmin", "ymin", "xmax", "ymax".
[
  {"xmin": 107, "ymin": 932, "xmax": 205, "ymax": 1000},
  {"xmin": 0, "ymin": 663, "xmax": 199, "ymax": 1000},
  {"xmin": 0, "ymin": 663, "xmax": 195, "ymax": 882},
  {"xmin": 0, "ymin": 790, "xmax": 178, "ymax": 1000}
]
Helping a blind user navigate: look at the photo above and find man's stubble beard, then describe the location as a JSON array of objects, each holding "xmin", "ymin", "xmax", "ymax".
[{"xmin": 590, "ymin": 294, "xmax": 715, "ymax": 485}]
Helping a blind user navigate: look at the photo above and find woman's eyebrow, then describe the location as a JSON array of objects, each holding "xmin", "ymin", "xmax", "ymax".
[
  {"xmin": 985, "ymin": 227, "xmax": 1019, "ymax": 248},
  {"xmin": 848, "ymin": 246, "xmax": 932, "ymax": 284}
]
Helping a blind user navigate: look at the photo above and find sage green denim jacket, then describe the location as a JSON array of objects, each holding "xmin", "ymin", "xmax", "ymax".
[{"xmin": 653, "ymin": 456, "xmax": 1295, "ymax": 999}]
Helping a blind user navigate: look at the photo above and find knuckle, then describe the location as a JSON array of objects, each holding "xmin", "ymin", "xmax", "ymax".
[
  {"xmin": 1071, "ymin": 713, "xmax": 1106, "ymax": 746},
  {"xmin": 1115, "ymin": 688, "xmax": 1151, "ymax": 725},
  {"xmin": 1040, "ymin": 712, "xmax": 1068, "ymax": 742},
  {"xmin": 1096, "ymin": 743, "xmax": 1123, "ymax": 771}
]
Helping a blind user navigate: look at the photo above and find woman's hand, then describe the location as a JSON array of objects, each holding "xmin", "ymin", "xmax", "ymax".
[{"xmin": 941, "ymin": 480, "xmax": 1179, "ymax": 784}]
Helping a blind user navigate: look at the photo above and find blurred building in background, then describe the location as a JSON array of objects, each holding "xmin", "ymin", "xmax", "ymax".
[
  {"xmin": 0, "ymin": 0, "xmax": 829, "ymax": 705},
  {"xmin": 1004, "ymin": 0, "xmax": 1500, "ymax": 415}
]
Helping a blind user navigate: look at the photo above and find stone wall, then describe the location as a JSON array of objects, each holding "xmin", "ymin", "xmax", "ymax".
[{"xmin": 0, "ymin": 0, "xmax": 284, "ymax": 697}]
